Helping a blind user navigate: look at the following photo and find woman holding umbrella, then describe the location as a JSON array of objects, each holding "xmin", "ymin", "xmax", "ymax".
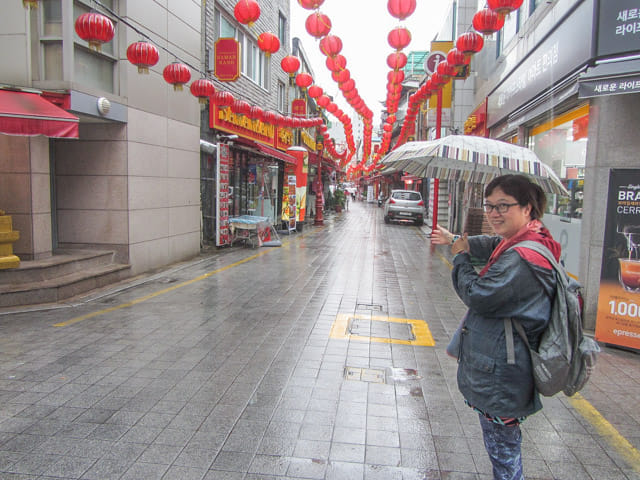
[{"xmin": 432, "ymin": 174, "xmax": 561, "ymax": 480}]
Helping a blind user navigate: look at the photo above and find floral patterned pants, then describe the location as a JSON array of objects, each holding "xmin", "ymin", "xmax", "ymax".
[{"xmin": 479, "ymin": 414, "xmax": 525, "ymax": 480}]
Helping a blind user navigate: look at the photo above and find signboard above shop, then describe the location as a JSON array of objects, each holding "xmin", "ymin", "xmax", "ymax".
[{"xmin": 597, "ymin": 0, "xmax": 640, "ymax": 56}]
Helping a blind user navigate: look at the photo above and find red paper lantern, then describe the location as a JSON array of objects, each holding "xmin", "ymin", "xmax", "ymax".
[
  {"xmin": 387, "ymin": 0, "xmax": 416, "ymax": 20},
  {"xmin": 274, "ymin": 114, "xmax": 285, "ymax": 127},
  {"xmin": 189, "ymin": 78, "xmax": 215, "ymax": 104},
  {"xmin": 331, "ymin": 69, "xmax": 350, "ymax": 84},
  {"xmin": 436, "ymin": 61, "xmax": 456, "ymax": 78},
  {"xmin": 387, "ymin": 27, "xmax": 412, "ymax": 51},
  {"xmin": 327, "ymin": 103, "xmax": 338, "ymax": 114},
  {"xmin": 305, "ymin": 12, "xmax": 332, "ymax": 39},
  {"xmin": 472, "ymin": 8, "xmax": 505, "ymax": 36},
  {"xmin": 250, "ymin": 105, "xmax": 264, "ymax": 120},
  {"xmin": 295, "ymin": 72, "xmax": 313, "ymax": 90},
  {"xmin": 387, "ymin": 52, "xmax": 408, "ymax": 70},
  {"xmin": 74, "ymin": 12, "xmax": 114, "ymax": 52},
  {"xmin": 262, "ymin": 110, "xmax": 276, "ymax": 124},
  {"xmin": 232, "ymin": 100, "xmax": 251, "ymax": 116},
  {"xmin": 319, "ymin": 35, "xmax": 343, "ymax": 57},
  {"xmin": 317, "ymin": 95, "xmax": 331, "ymax": 109},
  {"xmin": 233, "ymin": 0, "xmax": 261, "ymax": 27},
  {"xmin": 257, "ymin": 32, "xmax": 280, "ymax": 57},
  {"xmin": 326, "ymin": 54, "xmax": 347, "ymax": 72},
  {"xmin": 126, "ymin": 41, "xmax": 159, "ymax": 74},
  {"xmin": 456, "ymin": 32, "xmax": 484, "ymax": 56},
  {"xmin": 280, "ymin": 55, "xmax": 301, "ymax": 77},
  {"xmin": 488, "ymin": 0, "xmax": 524, "ymax": 19},
  {"xmin": 308, "ymin": 85, "xmax": 323, "ymax": 98},
  {"xmin": 214, "ymin": 91, "xmax": 234, "ymax": 107},
  {"xmin": 430, "ymin": 72, "xmax": 448, "ymax": 86},
  {"xmin": 298, "ymin": 0, "xmax": 325, "ymax": 9},
  {"xmin": 163, "ymin": 62, "xmax": 191, "ymax": 91},
  {"xmin": 339, "ymin": 79, "xmax": 355, "ymax": 92},
  {"xmin": 387, "ymin": 70, "xmax": 405, "ymax": 83},
  {"xmin": 447, "ymin": 48, "xmax": 470, "ymax": 68}
]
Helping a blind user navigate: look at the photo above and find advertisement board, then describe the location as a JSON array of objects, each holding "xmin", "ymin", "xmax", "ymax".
[{"xmin": 595, "ymin": 169, "xmax": 640, "ymax": 349}]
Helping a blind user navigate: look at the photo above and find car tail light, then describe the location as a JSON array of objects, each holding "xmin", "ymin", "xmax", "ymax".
[
  {"xmin": 417, "ymin": 200, "xmax": 424, "ymax": 206},
  {"xmin": 389, "ymin": 198, "xmax": 396, "ymax": 204}
]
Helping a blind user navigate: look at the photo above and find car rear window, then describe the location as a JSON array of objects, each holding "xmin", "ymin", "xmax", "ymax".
[{"xmin": 392, "ymin": 191, "xmax": 421, "ymax": 201}]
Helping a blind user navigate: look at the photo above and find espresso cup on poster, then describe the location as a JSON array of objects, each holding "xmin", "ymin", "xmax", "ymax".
[{"xmin": 619, "ymin": 258, "xmax": 640, "ymax": 293}]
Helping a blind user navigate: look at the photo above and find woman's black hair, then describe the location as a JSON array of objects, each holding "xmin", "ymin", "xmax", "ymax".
[{"xmin": 484, "ymin": 174, "xmax": 547, "ymax": 220}]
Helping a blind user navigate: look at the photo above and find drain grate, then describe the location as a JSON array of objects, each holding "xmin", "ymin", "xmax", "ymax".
[
  {"xmin": 356, "ymin": 303, "xmax": 383, "ymax": 311},
  {"xmin": 348, "ymin": 318, "xmax": 415, "ymax": 341}
]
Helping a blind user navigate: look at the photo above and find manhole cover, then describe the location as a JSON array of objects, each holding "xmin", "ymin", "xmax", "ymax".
[
  {"xmin": 348, "ymin": 318, "xmax": 415, "ymax": 341},
  {"xmin": 356, "ymin": 303, "xmax": 383, "ymax": 311}
]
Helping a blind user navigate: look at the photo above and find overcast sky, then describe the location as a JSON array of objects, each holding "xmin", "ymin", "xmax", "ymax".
[{"xmin": 290, "ymin": 0, "xmax": 452, "ymax": 133}]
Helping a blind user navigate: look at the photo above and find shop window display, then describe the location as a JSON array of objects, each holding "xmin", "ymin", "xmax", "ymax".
[{"xmin": 527, "ymin": 105, "xmax": 589, "ymax": 219}]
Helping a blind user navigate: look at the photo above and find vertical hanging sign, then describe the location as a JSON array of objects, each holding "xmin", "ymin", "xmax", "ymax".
[
  {"xmin": 216, "ymin": 143, "xmax": 231, "ymax": 246},
  {"xmin": 288, "ymin": 174, "xmax": 297, "ymax": 232},
  {"xmin": 214, "ymin": 38, "xmax": 240, "ymax": 82},
  {"xmin": 595, "ymin": 169, "xmax": 640, "ymax": 349}
]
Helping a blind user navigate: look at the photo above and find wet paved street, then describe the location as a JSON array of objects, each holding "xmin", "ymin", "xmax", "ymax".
[{"xmin": 1, "ymin": 201, "xmax": 639, "ymax": 480}]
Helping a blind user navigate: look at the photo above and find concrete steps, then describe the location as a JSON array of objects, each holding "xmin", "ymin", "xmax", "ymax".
[{"xmin": 0, "ymin": 249, "xmax": 131, "ymax": 308}]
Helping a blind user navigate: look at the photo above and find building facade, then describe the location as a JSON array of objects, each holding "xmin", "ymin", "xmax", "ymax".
[{"xmin": 0, "ymin": 0, "xmax": 202, "ymax": 276}]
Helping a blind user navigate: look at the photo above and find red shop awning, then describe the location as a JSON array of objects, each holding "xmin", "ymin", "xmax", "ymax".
[
  {"xmin": 255, "ymin": 143, "xmax": 297, "ymax": 165},
  {"xmin": 0, "ymin": 90, "xmax": 79, "ymax": 138}
]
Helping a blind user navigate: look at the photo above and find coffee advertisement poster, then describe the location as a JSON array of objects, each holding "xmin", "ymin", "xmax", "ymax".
[{"xmin": 595, "ymin": 169, "xmax": 640, "ymax": 349}]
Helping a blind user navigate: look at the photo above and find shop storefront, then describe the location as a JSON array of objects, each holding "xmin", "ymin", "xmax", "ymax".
[
  {"xmin": 206, "ymin": 104, "xmax": 300, "ymax": 246},
  {"xmin": 485, "ymin": 0, "xmax": 594, "ymax": 279}
]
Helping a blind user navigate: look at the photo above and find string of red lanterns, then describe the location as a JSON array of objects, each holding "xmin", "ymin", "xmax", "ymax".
[{"xmin": 389, "ymin": 0, "xmax": 523, "ymax": 156}]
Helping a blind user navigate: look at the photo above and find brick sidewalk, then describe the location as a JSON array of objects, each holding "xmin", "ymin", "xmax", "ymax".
[{"xmin": 0, "ymin": 200, "xmax": 638, "ymax": 479}]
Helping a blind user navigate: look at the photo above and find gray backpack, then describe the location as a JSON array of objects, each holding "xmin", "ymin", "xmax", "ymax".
[{"xmin": 505, "ymin": 240, "xmax": 600, "ymax": 397}]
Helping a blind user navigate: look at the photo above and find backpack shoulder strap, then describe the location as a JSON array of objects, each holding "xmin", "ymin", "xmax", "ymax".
[
  {"xmin": 510, "ymin": 240, "xmax": 561, "ymax": 273},
  {"xmin": 504, "ymin": 241, "xmax": 560, "ymax": 365}
]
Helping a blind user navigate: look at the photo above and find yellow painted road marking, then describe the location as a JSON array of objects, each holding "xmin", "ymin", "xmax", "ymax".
[
  {"xmin": 330, "ymin": 313, "xmax": 435, "ymax": 346},
  {"xmin": 432, "ymin": 242, "xmax": 640, "ymax": 473},
  {"xmin": 53, "ymin": 230, "xmax": 310, "ymax": 327},
  {"xmin": 569, "ymin": 393, "xmax": 640, "ymax": 472}
]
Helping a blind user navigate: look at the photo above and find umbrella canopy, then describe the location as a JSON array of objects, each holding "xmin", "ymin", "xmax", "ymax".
[{"xmin": 381, "ymin": 135, "xmax": 568, "ymax": 196}]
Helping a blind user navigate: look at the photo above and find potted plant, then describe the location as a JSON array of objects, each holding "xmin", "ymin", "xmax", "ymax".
[{"xmin": 333, "ymin": 188, "xmax": 346, "ymax": 213}]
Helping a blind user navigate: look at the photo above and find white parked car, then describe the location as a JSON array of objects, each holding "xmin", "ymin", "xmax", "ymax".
[{"xmin": 383, "ymin": 190, "xmax": 426, "ymax": 226}]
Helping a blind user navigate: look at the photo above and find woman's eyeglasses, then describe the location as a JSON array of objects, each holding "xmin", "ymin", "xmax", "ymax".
[{"xmin": 482, "ymin": 202, "xmax": 519, "ymax": 214}]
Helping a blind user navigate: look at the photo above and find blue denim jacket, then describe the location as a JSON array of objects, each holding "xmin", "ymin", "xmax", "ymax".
[{"xmin": 452, "ymin": 234, "xmax": 559, "ymax": 418}]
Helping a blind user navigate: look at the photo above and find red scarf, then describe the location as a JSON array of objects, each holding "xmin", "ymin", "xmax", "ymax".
[{"xmin": 478, "ymin": 220, "xmax": 546, "ymax": 277}]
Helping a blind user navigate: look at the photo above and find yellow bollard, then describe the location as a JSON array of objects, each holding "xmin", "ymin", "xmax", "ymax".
[{"xmin": 0, "ymin": 210, "xmax": 20, "ymax": 269}]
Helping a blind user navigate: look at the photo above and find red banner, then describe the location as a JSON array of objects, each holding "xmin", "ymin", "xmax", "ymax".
[
  {"xmin": 292, "ymin": 99, "xmax": 306, "ymax": 117},
  {"xmin": 214, "ymin": 38, "xmax": 240, "ymax": 82}
]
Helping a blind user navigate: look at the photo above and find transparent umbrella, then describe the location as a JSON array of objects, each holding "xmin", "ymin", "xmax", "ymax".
[{"xmin": 381, "ymin": 135, "xmax": 568, "ymax": 196}]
